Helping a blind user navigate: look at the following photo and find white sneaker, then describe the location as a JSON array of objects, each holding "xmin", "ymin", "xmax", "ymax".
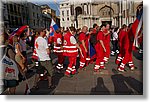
[
  {"xmin": 131, "ymin": 67, "xmax": 135, "ymax": 71},
  {"xmin": 118, "ymin": 68, "xmax": 124, "ymax": 72}
]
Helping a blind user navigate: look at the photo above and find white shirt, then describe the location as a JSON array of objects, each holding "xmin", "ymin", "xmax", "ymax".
[
  {"xmin": 70, "ymin": 36, "xmax": 77, "ymax": 44},
  {"xmin": 35, "ymin": 36, "xmax": 50, "ymax": 61},
  {"xmin": 112, "ymin": 32, "xmax": 118, "ymax": 41},
  {"xmin": 19, "ymin": 39, "xmax": 26, "ymax": 52}
]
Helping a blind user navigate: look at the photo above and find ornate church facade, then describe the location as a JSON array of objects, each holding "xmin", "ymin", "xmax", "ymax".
[{"xmin": 60, "ymin": 0, "xmax": 142, "ymax": 29}]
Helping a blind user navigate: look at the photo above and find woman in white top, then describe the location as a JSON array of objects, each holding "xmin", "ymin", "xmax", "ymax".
[{"xmin": 13, "ymin": 35, "xmax": 26, "ymax": 73}]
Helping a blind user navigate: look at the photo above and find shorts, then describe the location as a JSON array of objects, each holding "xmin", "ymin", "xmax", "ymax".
[
  {"xmin": 15, "ymin": 54, "xmax": 23, "ymax": 63},
  {"xmin": 39, "ymin": 60, "xmax": 53, "ymax": 76},
  {"xmin": 4, "ymin": 80, "xmax": 19, "ymax": 88}
]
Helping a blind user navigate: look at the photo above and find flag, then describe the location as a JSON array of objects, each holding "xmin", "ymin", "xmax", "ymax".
[
  {"xmin": 9, "ymin": 25, "xmax": 28, "ymax": 44},
  {"xmin": 49, "ymin": 19, "xmax": 59, "ymax": 36},
  {"xmin": 131, "ymin": 7, "xmax": 143, "ymax": 48},
  {"xmin": 89, "ymin": 42, "xmax": 96, "ymax": 58}
]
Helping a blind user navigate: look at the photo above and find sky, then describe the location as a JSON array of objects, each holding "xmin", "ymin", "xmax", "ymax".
[{"xmin": 28, "ymin": 0, "xmax": 65, "ymax": 16}]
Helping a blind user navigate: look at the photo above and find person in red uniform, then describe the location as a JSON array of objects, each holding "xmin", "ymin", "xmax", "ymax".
[
  {"xmin": 53, "ymin": 28, "xmax": 64, "ymax": 73},
  {"xmin": 85, "ymin": 28, "xmax": 93, "ymax": 66},
  {"xmin": 63, "ymin": 27, "xmax": 81, "ymax": 77},
  {"xmin": 78, "ymin": 26, "xmax": 88, "ymax": 70},
  {"xmin": 94, "ymin": 24, "xmax": 106, "ymax": 72},
  {"xmin": 103, "ymin": 23, "xmax": 111, "ymax": 63},
  {"xmin": 117, "ymin": 24, "xmax": 135, "ymax": 72}
]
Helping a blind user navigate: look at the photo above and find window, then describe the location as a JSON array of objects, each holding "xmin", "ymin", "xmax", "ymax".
[
  {"xmin": 62, "ymin": 4, "xmax": 64, "ymax": 6},
  {"xmin": 62, "ymin": 11, "xmax": 64, "ymax": 16},
  {"xmin": 67, "ymin": 10, "xmax": 69, "ymax": 16},
  {"xmin": 37, "ymin": 14, "xmax": 38, "ymax": 18},
  {"xmin": 32, "ymin": 5, "xmax": 34, "ymax": 9},
  {"xmin": 66, "ymin": 3, "xmax": 68, "ymax": 5},
  {"xmin": 67, "ymin": 18, "xmax": 69, "ymax": 21},
  {"xmin": 33, "ymin": 12, "xmax": 35, "ymax": 17},
  {"xmin": 33, "ymin": 20, "xmax": 35, "ymax": 26},
  {"xmin": 62, "ymin": 18, "xmax": 64, "ymax": 21}
]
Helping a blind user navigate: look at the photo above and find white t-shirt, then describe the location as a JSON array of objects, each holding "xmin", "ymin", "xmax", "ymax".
[
  {"xmin": 112, "ymin": 32, "xmax": 118, "ymax": 41},
  {"xmin": 35, "ymin": 36, "xmax": 50, "ymax": 61}
]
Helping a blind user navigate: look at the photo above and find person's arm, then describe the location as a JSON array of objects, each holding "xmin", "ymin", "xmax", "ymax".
[
  {"xmin": 16, "ymin": 44, "xmax": 24, "ymax": 58},
  {"xmin": 26, "ymin": 26, "xmax": 30, "ymax": 36},
  {"xmin": 99, "ymin": 40, "xmax": 106, "ymax": 52},
  {"xmin": 81, "ymin": 40, "xmax": 87, "ymax": 52},
  {"xmin": 104, "ymin": 31, "xmax": 110, "ymax": 36}
]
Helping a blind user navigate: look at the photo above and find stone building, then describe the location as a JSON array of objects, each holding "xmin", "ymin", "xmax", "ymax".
[{"xmin": 60, "ymin": 0, "xmax": 142, "ymax": 29}]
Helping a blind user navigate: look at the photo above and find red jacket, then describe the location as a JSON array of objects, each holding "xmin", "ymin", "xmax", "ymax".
[
  {"xmin": 103, "ymin": 29, "xmax": 110, "ymax": 46},
  {"xmin": 53, "ymin": 33, "xmax": 63, "ymax": 53},
  {"xmin": 63, "ymin": 31, "xmax": 78, "ymax": 57}
]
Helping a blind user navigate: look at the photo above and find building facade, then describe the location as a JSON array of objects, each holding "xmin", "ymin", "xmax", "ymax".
[
  {"xmin": 2, "ymin": 0, "xmax": 29, "ymax": 30},
  {"xmin": 60, "ymin": 0, "xmax": 72, "ymax": 30},
  {"xmin": 60, "ymin": 0, "xmax": 142, "ymax": 29}
]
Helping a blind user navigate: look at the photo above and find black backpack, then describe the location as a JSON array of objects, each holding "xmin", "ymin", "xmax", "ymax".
[{"xmin": 90, "ymin": 33, "xmax": 98, "ymax": 47}]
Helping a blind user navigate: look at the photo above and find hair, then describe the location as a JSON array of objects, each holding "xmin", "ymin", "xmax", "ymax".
[
  {"xmin": 89, "ymin": 28, "xmax": 93, "ymax": 32},
  {"xmin": 122, "ymin": 24, "xmax": 127, "ymax": 29},
  {"xmin": 114, "ymin": 27, "xmax": 119, "ymax": 32},
  {"xmin": 100, "ymin": 24, "xmax": 106, "ymax": 29},
  {"xmin": 69, "ymin": 27, "xmax": 76, "ymax": 32},
  {"xmin": 93, "ymin": 23, "xmax": 98, "ymax": 28}
]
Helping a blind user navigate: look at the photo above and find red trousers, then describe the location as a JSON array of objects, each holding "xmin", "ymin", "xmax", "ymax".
[
  {"xmin": 118, "ymin": 48, "xmax": 134, "ymax": 70},
  {"xmin": 56, "ymin": 52, "xmax": 64, "ymax": 70},
  {"xmin": 94, "ymin": 44, "xmax": 105, "ymax": 71},
  {"xmin": 104, "ymin": 44, "xmax": 110, "ymax": 62},
  {"xmin": 79, "ymin": 45, "xmax": 87, "ymax": 69},
  {"xmin": 65, "ymin": 56, "xmax": 77, "ymax": 75}
]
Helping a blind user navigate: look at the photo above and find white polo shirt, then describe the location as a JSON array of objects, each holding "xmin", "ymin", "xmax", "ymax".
[{"xmin": 35, "ymin": 36, "xmax": 50, "ymax": 61}]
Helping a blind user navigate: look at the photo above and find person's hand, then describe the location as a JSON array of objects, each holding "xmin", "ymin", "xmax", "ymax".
[
  {"xmin": 104, "ymin": 48, "xmax": 106, "ymax": 52},
  {"xmin": 85, "ymin": 48, "xmax": 88, "ymax": 53}
]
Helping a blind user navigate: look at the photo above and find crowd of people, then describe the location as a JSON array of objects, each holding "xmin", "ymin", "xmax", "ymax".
[{"xmin": 0, "ymin": 22, "xmax": 143, "ymax": 94}]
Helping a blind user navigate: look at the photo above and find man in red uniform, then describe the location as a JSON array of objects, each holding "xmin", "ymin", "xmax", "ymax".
[
  {"xmin": 78, "ymin": 26, "xmax": 88, "ymax": 70},
  {"xmin": 53, "ymin": 29, "xmax": 64, "ymax": 72},
  {"xmin": 85, "ymin": 28, "xmax": 93, "ymax": 66},
  {"xmin": 117, "ymin": 24, "xmax": 135, "ymax": 72},
  {"xmin": 63, "ymin": 27, "xmax": 81, "ymax": 77},
  {"xmin": 103, "ymin": 23, "xmax": 111, "ymax": 63},
  {"xmin": 94, "ymin": 24, "xmax": 106, "ymax": 72}
]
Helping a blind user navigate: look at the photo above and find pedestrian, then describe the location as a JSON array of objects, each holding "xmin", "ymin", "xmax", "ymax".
[
  {"xmin": 116, "ymin": 24, "xmax": 135, "ymax": 72},
  {"xmin": 0, "ymin": 32, "xmax": 19, "ymax": 95},
  {"xmin": 13, "ymin": 35, "xmax": 26, "ymax": 73},
  {"xmin": 111, "ymin": 27, "xmax": 119, "ymax": 56},
  {"xmin": 103, "ymin": 23, "xmax": 111, "ymax": 63},
  {"xmin": 85, "ymin": 28, "xmax": 93, "ymax": 66},
  {"xmin": 94, "ymin": 24, "xmax": 106, "ymax": 72},
  {"xmin": 78, "ymin": 26, "xmax": 88, "ymax": 70},
  {"xmin": 53, "ymin": 28, "xmax": 64, "ymax": 73},
  {"xmin": 63, "ymin": 27, "xmax": 81, "ymax": 77},
  {"xmin": 34, "ymin": 28, "xmax": 55, "ymax": 89}
]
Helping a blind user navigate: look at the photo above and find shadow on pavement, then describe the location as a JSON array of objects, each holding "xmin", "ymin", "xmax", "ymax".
[
  {"xmin": 111, "ymin": 74, "xmax": 143, "ymax": 95},
  {"xmin": 90, "ymin": 77, "xmax": 110, "ymax": 95}
]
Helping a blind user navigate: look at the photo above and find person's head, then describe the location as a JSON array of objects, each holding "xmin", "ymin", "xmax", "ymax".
[
  {"xmin": 20, "ymin": 33, "xmax": 26, "ymax": 40},
  {"xmin": 93, "ymin": 23, "xmax": 98, "ymax": 29},
  {"xmin": 69, "ymin": 27, "xmax": 76, "ymax": 35},
  {"xmin": 106, "ymin": 23, "xmax": 110, "ymax": 30},
  {"xmin": 81, "ymin": 26, "xmax": 88, "ymax": 33},
  {"xmin": 88, "ymin": 28, "xmax": 93, "ymax": 35},
  {"xmin": 114, "ymin": 27, "xmax": 119, "ymax": 32},
  {"xmin": 122, "ymin": 24, "xmax": 127, "ymax": 31},
  {"xmin": 13, "ymin": 35, "xmax": 19, "ymax": 44},
  {"xmin": 100, "ymin": 24, "xmax": 106, "ymax": 31},
  {"xmin": 36, "ymin": 28, "xmax": 46, "ymax": 37}
]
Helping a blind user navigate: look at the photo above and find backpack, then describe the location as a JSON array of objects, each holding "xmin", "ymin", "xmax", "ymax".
[{"xmin": 89, "ymin": 33, "xmax": 98, "ymax": 47}]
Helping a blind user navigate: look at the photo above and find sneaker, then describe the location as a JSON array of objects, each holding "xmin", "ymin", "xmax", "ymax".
[
  {"xmin": 118, "ymin": 68, "xmax": 125, "ymax": 72},
  {"xmin": 130, "ymin": 67, "xmax": 135, "ymax": 71}
]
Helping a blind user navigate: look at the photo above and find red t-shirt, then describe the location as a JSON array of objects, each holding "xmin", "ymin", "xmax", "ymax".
[
  {"xmin": 79, "ymin": 32, "xmax": 86, "ymax": 42},
  {"xmin": 103, "ymin": 29, "xmax": 110, "ymax": 45},
  {"xmin": 96, "ymin": 31, "xmax": 104, "ymax": 49}
]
